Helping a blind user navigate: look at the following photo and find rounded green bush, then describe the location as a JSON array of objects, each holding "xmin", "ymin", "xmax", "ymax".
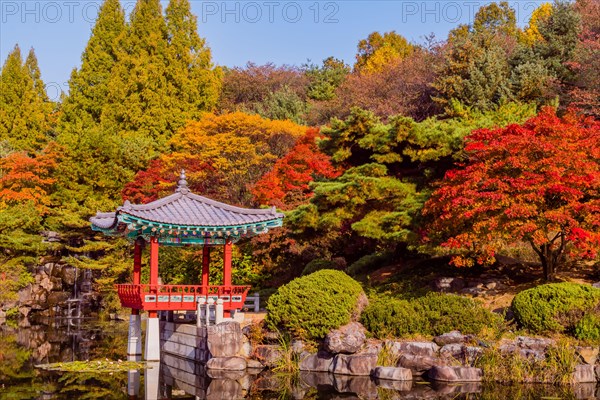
[
  {"xmin": 360, "ymin": 296, "xmax": 427, "ymax": 338},
  {"xmin": 574, "ymin": 313, "xmax": 600, "ymax": 342},
  {"xmin": 361, "ymin": 292, "xmax": 500, "ymax": 338},
  {"xmin": 301, "ymin": 259, "xmax": 338, "ymax": 276},
  {"xmin": 512, "ymin": 283, "xmax": 600, "ymax": 334},
  {"xmin": 265, "ymin": 269, "xmax": 365, "ymax": 341},
  {"xmin": 416, "ymin": 292, "xmax": 501, "ymax": 336}
]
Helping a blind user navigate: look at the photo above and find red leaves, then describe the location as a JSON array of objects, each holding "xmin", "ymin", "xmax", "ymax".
[
  {"xmin": 424, "ymin": 107, "xmax": 600, "ymax": 269},
  {"xmin": 252, "ymin": 128, "xmax": 339, "ymax": 210},
  {"xmin": 121, "ymin": 159, "xmax": 173, "ymax": 203},
  {"xmin": 0, "ymin": 142, "xmax": 59, "ymax": 212}
]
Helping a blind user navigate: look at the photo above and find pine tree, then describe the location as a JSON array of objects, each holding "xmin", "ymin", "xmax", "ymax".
[
  {"xmin": 165, "ymin": 0, "xmax": 221, "ymax": 123},
  {"xmin": 433, "ymin": 2, "xmax": 519, "ymax": 111},
  {"xmin": 102, "ymin": 0, "xmax": 172, "ymax": 148},
  {"xmin": 0, "ymin": 45, "xmax": 52, "ymax": 153},
  {"xmin": 59, "ymin": 0, "xmax": 125, "ymax": 129}
]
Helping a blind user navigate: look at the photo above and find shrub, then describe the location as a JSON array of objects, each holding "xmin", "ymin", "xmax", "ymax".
[
  {"xmin": 574, "ymin": 313, "xmax": 600, "ymax": 342},
  {"xmin": 416, "ymin": 292, "xmax": 501, "ymax": 336},
  {"xmin": 346, "ymin": 251, "xmax": 394, "ymax": 276},
  {"xmin": 301, "ymin": 259, "xmax": 338, "ymax": 276},
  {"xmin": 361, "ymin": 293, "xmax": 501, "ymax": 338},
  {"xmin": 265, "ymin": 269, "xmax": 365, "ymax": 341},
  {"xmin": 360, "ymin": 296, "xmax": 428, "ymax": 338},
  {"xmin": 512, "ymin": 283, "xmax": 600, "ymax": 334}
]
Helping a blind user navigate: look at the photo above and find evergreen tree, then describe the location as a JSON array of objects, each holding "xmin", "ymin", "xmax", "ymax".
[
  {"xmin": 510, "ymin": 1, "xmax": 581, "ymax": 106},
  {"xmin": 0, "ymin": 45, "xmax": 53, "ymax": 153},
  {"xmin": 54, "ymin": 0, "xmax": 144, "ymax": 229},
  {"xmin": 305, "ymin": 57, "xmax": 350, "ymax": 101},
  {"xmin": 165, "ymin": 0, "xmax": 221, "ymax": 123},
  {"xmin": 102, "ymin": 0, "xmax": 172, "ymax": 148},
  {"xmin": 433, "ymin": 2, "xmax": 518, "ymax": 111},
  {"xmin": 59, "ymin": 0, "xmax": 125, "ymax": 129},
  {"xmin": 533, "ymin": 1, "xmax": 581, "ymax": 85}
]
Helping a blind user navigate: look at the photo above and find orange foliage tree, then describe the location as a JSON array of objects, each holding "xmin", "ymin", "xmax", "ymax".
[
  {"xmin": 423, "ymin": 108, "xmax": 600, "ymax": 281},
  {"xmin": 252, "ymin": 128, "xmax": 339, "ymax": 210},
  {"xmin": 123, "ymin": 112, "xmax": 305, "ymax": 206},
  {"xmin": 0, "ymin": 142, "xmax": 59, "ymax": 212}
]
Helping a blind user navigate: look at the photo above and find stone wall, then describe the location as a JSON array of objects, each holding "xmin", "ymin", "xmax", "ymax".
[{"xmin": 0, "ymin": 232, "xmax": 99, "ymax": 321}]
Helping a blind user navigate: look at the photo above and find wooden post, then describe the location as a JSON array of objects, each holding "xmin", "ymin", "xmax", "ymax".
[
  {"xmin": 146, "ymin": 236, "xmax": 160, "ymax": 361},
  {"xmin": 201, "ymin": 244, "xmax": 210, "ymax": 289},
  {"xmin": 223, "ymin": 239, "xmax": 232, "ymax": 287},
  {"xmin": 149, "ymin": 236, "xmax": 159, "ymax": 288},
  {"xmin": 132, "ymin": 237, "xmax": 143, "ymax": 316},
  {"xmin": 133, "ymin": 238, "xmax": 143, "ymax": 285}
]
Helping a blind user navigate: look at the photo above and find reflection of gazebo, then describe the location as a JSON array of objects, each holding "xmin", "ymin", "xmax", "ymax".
[{"xmin": 90, "ymin": 171, "xmax": 283, "ymax": 360}]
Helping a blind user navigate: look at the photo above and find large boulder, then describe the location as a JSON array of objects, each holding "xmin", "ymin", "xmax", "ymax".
[
  {"xmin": 397, "ymin": 354, "xmax": 442, "ymax": 375},
  {"xmin": 299, "ymin": 351, "xmax": 335, "ymax": 372},
  {"xmin": 329, "ymin": 353, "xmax": 377, "ymax": 376},
  {"xmin": 206, "ymin": 356, "xmax": 247, "ymax": 371},
  {"xmin": 370, "ymin": 366, "xmax": 412, "ymax": 381},
  {"xmin": 61, "ymin": 266, "xmax": 77, "ymax": 286},
  {"xmin": 439, "ymin": 343, "xmax": 464, "ymax": 360},
  {"xmin": 573, "ymin": 364, "xmax": 596, "ymax": 383},
  {"xmin": 387, "ymin": 341, "xmax": 440, "ymax": 358},
  {"xmin": 433, "ymin": 331, "xmax": 467, "ymax": 346},
  {"xmin": 428, "ymin": 366, "xmax": 483, "ymax": 382},
  {"xmin": 323, "ymin": 322, "xmax": 366, "ymax": 354},
  {"xmin": 576, "ymin": 347, "xmax": 599, "ymax": 365},
  {"xmin": 207, "ymin": 321, "xmax": 242, "ymax": 357},
  {"xmin": 253, "ymin": 344, "xmax": 282, "ymax": 368}
]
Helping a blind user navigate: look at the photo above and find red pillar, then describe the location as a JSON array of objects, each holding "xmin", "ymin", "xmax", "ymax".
[
  {"xmin": 223, "ymin": 239, "xmax": 232, "ymax": 287},
  {"xmin": 132, "ymin": 238, "xmax": 143, "ymax": 316},
  {"xmin": 202, "ymin": 245, "xmax": 210, "ymax": 288},
  {"xmin": 133, "ymin": 238, "xmax": 143, "ymax": 285},
  {"xmin": 149, "ymin": 236, "xmax": 159, "ymax": 319}
]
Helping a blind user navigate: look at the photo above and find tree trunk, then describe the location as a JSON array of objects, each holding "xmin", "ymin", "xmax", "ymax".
[
  {"xmin": 533, "ymin": 243, "xmax": 560, "ymax": 281},
  {"xmin": 539, "ymin": 244, "xmax": 558, "ymax": 281}
]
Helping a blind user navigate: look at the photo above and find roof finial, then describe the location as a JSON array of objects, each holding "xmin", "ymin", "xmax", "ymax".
[{"xmin": 176, "ymin": 169, "xmax": 189, "ymax": 193}]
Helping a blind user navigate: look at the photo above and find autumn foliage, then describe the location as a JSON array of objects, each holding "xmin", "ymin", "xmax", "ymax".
[
  {"xmin": 0, "ymin": 143, "xmax": 58, "ymax": 212},
  {"xmin": 423, "ymin": 108, "xmax": 600, "ymax": 280},
  {"xmin": 252, "ymin": 128, "xmax": 339, "ymax": 210},
  {"xmin": 123, "ymin": 112, "xmax": 306, "ymax": 206}
]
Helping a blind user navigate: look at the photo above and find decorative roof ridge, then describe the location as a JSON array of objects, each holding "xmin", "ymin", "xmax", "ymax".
[
  {"xmin": 120, "ymin": 192, "xmax": 183, "ymax": 212},
  {"xmin": 95, "ymin": 211, "xmax": 117, "ymax": 218},
  {"xmin": 120, "ymin": 190, "xmax": 282, "ymax": 218},
  {"xmin": 185, "ymin": 192, "xmax": 282, "ymax": 216}
]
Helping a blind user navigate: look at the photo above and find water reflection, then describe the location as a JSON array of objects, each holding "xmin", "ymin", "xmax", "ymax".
[{"xmin": 0, "ymin": 321, "xmax": 597, "ymax": 400}]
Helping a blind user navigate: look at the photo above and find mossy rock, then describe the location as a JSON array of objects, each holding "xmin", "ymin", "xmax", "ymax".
[
  {"xmin": 512, "ymin": 282, "xmax": 600, "ymax": 334},
  {"xmin": 265, "ymin": 269, "xmax": 365, "ymax": 341}
]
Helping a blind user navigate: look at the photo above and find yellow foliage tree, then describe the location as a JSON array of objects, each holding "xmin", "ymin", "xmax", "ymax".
[
  {"xmin": 355, "ymin": 31, "xmax": 414, "ymax": 74},
  {"xmin": 520, "ymin": 3, "xmax": 553, "ymax": 45},
  {"xmin": 125, "ymin": 112, "xmax": 306, "ymax": 206}
]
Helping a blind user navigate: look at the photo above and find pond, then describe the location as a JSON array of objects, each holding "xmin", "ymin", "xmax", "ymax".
[{"xmin": 0, "ymin": 319, "xmax": 596, "ymax": 399}]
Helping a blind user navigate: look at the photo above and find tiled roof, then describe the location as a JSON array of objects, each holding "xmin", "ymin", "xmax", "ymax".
[{"xmin": 90, "ymin": 171, "xmax": 283, "ymax": 230}]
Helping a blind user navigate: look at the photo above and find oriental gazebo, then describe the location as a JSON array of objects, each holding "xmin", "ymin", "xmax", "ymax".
[{"xmin": 90, "ymin": 171, "xmax": 283, "ymax": 360}]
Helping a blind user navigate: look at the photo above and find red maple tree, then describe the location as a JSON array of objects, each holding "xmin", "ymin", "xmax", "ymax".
[
  {"xmin": 0, "ymin": 142, "xmax": 59, "ymax": 212},
  {"xmin": 423, "ymin": 108, "xmax": 600, "ymax": 280},
  {"xmin": 252, "ymin": 128, "xmax": 340, "ymax": 210}
]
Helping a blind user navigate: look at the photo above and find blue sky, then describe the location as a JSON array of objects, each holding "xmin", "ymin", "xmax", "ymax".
[{"xmin": 1, "ymin": 0, "xmax": 545, "ymax": 101}]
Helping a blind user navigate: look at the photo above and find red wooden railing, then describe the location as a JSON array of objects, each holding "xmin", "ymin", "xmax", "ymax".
[{"xmin": 115, "ymin": 284, "xmax": 251, "ymax": 311}]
